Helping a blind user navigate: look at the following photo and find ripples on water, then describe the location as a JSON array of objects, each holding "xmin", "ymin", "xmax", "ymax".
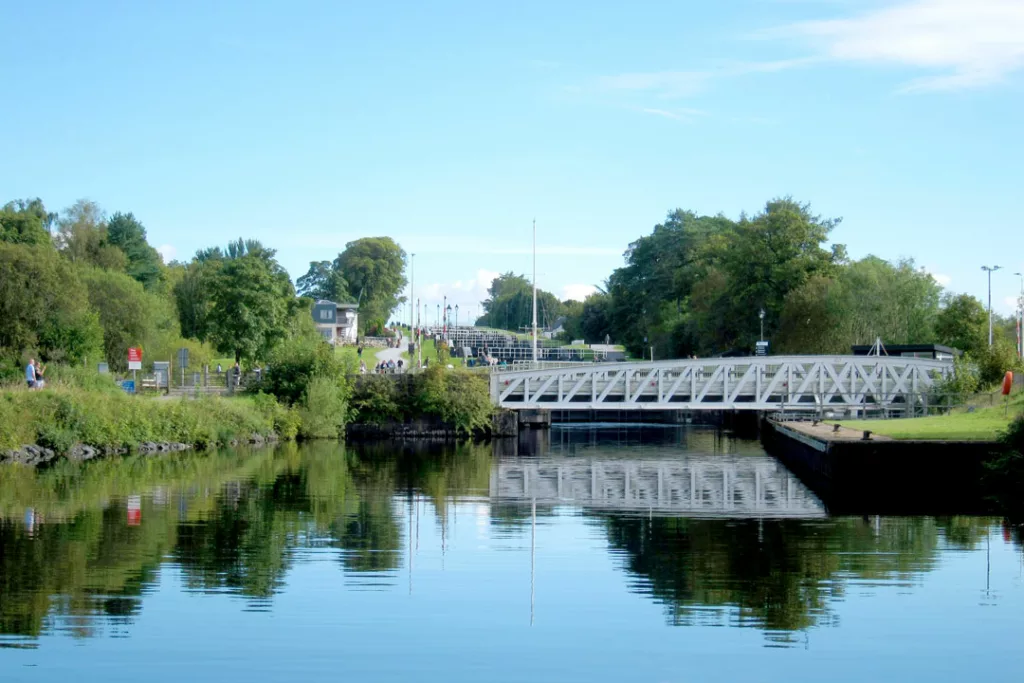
[{"xmin": 1, "ymin": 427, "xmax": 1023, "ymax": 682}]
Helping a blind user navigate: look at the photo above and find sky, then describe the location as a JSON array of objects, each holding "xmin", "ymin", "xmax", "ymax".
[{"xmin": 2, "ymin": 0, "xmax": 1023, "ymax": 323}]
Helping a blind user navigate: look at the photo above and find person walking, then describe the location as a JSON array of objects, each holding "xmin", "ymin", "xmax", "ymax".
[
  {"xmin": 33, "ymin": 362, "xmax": 46, "ymax": 389},
  {"xmin": 25, "ymin": 358, "xmax": 36, "ymax": 389}
]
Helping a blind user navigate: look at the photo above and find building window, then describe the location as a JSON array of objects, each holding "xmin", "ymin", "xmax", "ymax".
[{"xmin": 319, "ymin": 309, "xmax": 332, "ymax": 320}]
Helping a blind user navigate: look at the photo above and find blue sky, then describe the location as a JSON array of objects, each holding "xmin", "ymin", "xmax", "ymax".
[{"xmin": 3, "ymin": 0, "xmax": 1023, "ymax": 322}]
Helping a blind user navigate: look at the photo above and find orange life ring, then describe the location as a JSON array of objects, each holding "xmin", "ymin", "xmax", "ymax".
[{"xmin": 1002, "ymin": 371, "xmax": 1013, "ymax": 396}]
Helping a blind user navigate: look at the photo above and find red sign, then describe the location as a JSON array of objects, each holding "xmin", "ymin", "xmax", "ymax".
[{"xmin": 128, "ymin": 348, "xmax": 142, "ymax": 363}]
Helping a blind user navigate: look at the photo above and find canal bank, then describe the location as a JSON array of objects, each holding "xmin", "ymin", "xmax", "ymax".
[{"xmin": 761, "ymin": 418, "xmax": 1006, "ymax": 515}]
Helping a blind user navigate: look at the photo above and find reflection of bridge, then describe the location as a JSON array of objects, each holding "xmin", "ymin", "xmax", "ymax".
[
  {"xmin": 490, "ymin": 356, "xmax": 951, "ymax": 414},
  {"xmin": 490, "ymin": 454, "xmax": 825, "ymax": 518}
]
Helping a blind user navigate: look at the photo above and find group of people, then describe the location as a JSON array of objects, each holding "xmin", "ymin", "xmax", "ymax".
[
  {"xmin": 366, "ymin": 359, "xmax": 404, "ymax": 374},
  {"xmin": 24, "ymin": 358, "xmax": 46, "ymax": 389}
]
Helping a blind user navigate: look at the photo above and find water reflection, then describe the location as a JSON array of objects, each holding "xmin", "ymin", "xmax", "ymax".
[{"xmin": 0, "ymin": 431, "xmax": 1020, "ymax": 656}]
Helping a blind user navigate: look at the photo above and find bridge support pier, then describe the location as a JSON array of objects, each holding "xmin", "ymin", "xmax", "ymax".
[{"xmin": 518, "ymin": 409, "xmax": 551, "ymax": 429}]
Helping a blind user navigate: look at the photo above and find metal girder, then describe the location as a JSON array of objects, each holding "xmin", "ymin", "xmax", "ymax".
[{"xmin": 489, "ymin": 355, "xmax": 952, "ymax": 412}]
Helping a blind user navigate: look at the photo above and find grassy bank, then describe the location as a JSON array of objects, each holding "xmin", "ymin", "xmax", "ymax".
[
  {"xmin": 830, "ymin": 394, "xmax": 1023, "ymax": 441},
  {"xmin": 0, "ymin": 384, "xmax": 296, "ymax": 455}
]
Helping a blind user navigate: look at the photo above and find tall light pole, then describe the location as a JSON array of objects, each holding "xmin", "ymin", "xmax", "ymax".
[
  {"xmin": 531, "ymin": 219, "xmax": 538, "ymax": 365},
  {"xmin": 455, "ymin": 304, "xmax": 459, "ymax": 329},
  {"xmin": 410, "ymin": 253, "xmax": 415, "ymax": 334},
  {"xmin": 1015, "ymin": 272, "xmax": 1023, "ymax": 358},
  {"xmin": 759, "ymin": 308, "xmax": 765, "ymax": 343},
  {"xmin": 982, "ymin": 265, "xmax": 1002, "ymax": 347}
]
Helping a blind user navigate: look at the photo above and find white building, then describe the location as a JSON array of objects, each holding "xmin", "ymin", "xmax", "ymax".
[{"xmin": 312, "ymin": 300, "xmax": 359, "ymax": 344}]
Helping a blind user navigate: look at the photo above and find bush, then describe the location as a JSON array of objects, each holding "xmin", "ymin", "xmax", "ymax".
[
  {"xmin": 297, "ymin": 377, "xmax": 349, "ymax": 440},
  {"xmin": 261, "ymin": 336, "xmax": 350, "ymax": 405},
  {"xmin": 978, "ymin": 339, "xmax": 1023, "ymax": 386},
  {"xmin": 414, "ymin": 366, "xmax": 492, "ymax": 435},
  {"xmin": 350, "ymin": 375, "xmax": 404, "ymax": 424},
  {"xmin": 931, "ymin": 353, "xmax": 980, "ymax": 404}
]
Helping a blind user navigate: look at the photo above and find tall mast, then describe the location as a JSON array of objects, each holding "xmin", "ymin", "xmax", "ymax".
[{"xmin": 532, "ymin": 218, "xmax": 538, "ymax": 365}]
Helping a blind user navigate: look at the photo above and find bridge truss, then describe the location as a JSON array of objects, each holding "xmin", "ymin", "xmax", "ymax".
[{"xmin": 490, "ymin": 356, "xmax": 952, "ymax": 413}]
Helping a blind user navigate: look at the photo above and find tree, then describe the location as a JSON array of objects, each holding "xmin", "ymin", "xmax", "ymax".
[
  {"xmin": 80, "ymin": 268, "xmax": 156, "ymax": 371},
  {"xmin": 55, "ymin": 199, "xmax": 126, "ymax": 270},
  {"xmin": 935, "ymin": 293, "xmax": 988, "ymax": 356},
  {"xmin": 297, "ymin": 260, "xmax": 349, "ymax": 301},
  {"xmin": 173, "ymin": 258, "xmax": 218, "ymax": 342},
  {"xmin": 715, "ymin": 198, "xmax": 843, "ymax": 352},
  {"xmin": 776, "ymin": 257, "xmax": 941, "ymax": 354},
  {"xmin": 333, "ymin": 238, "xmax": 407, "ymax": 329},
  {"xmin": 206, "ymin": 241, "xmax": 297, "ymax": 362},
  {"xmin": 476, "ymin": 272, "xmax": 564, "ymax": 331},
  {"xmin": 0, "ymin": 198, "xmax": 56, "ymax": 245},
  {"xmin": 0, "ymin": 243, "xmax": 102, "ymax": 363},
  {"xmin": 106, "ymin": 212, "xmax": 163, "ymax": 289}
]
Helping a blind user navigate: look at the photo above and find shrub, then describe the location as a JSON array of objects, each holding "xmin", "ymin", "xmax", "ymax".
[
  {"xmin": 297, "ymin": 377, "xmax": 349, "ymax": 440},
  {"xmin": 350, "ymin": 375, "xmax": 404, "ymax": 424},
  {"xmin": 261, "ymin": 336, "xmax": 350, "ymax": 405},
  {"xmin": 414, "ymin": 366, "xmax": 492, "ymax": 435},
  {"xmin": 978, "ymin": 339, "xmax": 1023, "ymax": 386}
]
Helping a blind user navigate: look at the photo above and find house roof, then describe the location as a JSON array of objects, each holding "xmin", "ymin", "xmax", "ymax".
[{"xmin": 315, "ymin": 299, "xmax": 359, "ymax": 309}]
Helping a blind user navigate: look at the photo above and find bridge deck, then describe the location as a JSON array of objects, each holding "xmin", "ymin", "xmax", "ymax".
[{"xmin": 490, "ymin": 355, "xmax": 952, "ymax": 414}]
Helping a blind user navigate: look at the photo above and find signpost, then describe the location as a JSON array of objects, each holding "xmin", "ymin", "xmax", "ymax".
[
  {"xmin": 153, "ymin": 361, "xmax": 170, "ymax": 393},
  {"xmin": 177, "ymin": 348, "xmax": 189, "ymax": 387},
  {"xmin": 128, "ymin": 347, "xmax": 142, "ymax": 390},
  {"xmin": 755, "ymin": 341, "xmax": 770, "ymax": 357}
]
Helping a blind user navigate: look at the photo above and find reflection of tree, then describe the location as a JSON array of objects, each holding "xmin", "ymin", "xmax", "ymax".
[{"xmin": 603, "ymin": 515, "xmax": 992, "ymax": 636}]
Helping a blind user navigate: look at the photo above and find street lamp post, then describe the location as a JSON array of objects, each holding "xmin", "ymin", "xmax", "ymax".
[
  {"xmin": 436, "ymin": 304, "xmax": 440, "ymax": 328},
  {"xmin": 455, "ymin": 304, "xmax": 459, "ymax": 330},
  {"xmin": 759, "ymin": 308, "xmax": 765, "ymax": 343},
  {"xmin": 982, "ymin": 265, "xmax": 1002, "ymax": 347},
  {"xmin": 410, "ymin": 253, "xmax": 415, "ymax": 335}
]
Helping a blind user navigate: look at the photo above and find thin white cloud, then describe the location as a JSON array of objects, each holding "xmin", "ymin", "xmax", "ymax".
[
  {"xmin": 778, "ymin": 0, "xmax": 1024, "ymax": 91},
  {"xmin": 156, "ymin": 244, "xmax": 177, "ymax": 262},
  {"xmin": 595, "ymin": 58, "xmax": 814, "ymax": 99},
  {"xmin": 637, "ymin": 107, "xmax": 709, "ymax": 121},
  {"xmin": 927, "ymin": 270, "xmax": 952, "ymax": 286},
  {"xmin": 562, "ymin": 284, "xmax": 599, "ymax": 302}
]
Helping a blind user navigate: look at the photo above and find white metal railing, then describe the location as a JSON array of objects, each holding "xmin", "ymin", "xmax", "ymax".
[{"xmin": 489, "ymin": 355, "xmax": 953, "ymax": 413}]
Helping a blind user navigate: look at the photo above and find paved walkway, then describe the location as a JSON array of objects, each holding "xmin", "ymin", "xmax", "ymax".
[
  {"xmin": 782, "ymin": 421, "xmax": 893, "ymax": 442},
  {"xmin": 374, "ymin": 347, "xmax": 405, "ymax": 366}
]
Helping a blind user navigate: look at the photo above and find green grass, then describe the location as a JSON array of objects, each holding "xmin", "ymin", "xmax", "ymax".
[{"xmin": 830, "ymin": 393, "xmax": 1023, "ymax": 441}]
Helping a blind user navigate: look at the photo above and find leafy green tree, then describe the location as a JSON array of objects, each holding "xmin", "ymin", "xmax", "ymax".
[
  {"xmin": 206, "ymin": 241, "xmax": 297, "ymax": 362},
  {"xmin": 476, "ymin": 272, "xmax": 563, "ymax": 331},
  {"xmin": 297, "ymin": 260, "xmax": 349, "ymax": 301},
  {"xmin": 55, "ymin": 199, "xmax": 126, "ymax": 270},
  {"xmin": 0, "ymin": 243, "xmax": 102, "ymax": 363},
  {"xmin": 332, "ymin": 237, "xmax": 407, "ymax": 329},
  {"xmin": 173, "ymin": 256, "xmax": 220, "ymax": 342},
  {"xmin": 0, "ymin": 198, "xmax": 56, "ymax": 245},
  {"xmin": 935, "ymin": 293, "xmax": 988, "ymax": 355},
  {"xmin": 776, "ymin": 257, "xmax": 941, "ymax": 354},
  {"xmin": 714, "ymin": 198, "xmax": 843, "ymax": 352},
  {"xmin": 106, "ymin": 212, "xmax": 163, "ymax": 290},
  {"xmin": 80, "ymin": 268, "xmax": 156, "ymax": 370}
]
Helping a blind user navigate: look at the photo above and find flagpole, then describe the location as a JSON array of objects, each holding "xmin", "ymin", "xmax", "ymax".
[{"xmin": 532, "ymin": 219, "xmax": 538, "ymax": 366}]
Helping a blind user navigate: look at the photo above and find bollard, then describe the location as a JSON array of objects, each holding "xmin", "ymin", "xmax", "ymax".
[
  {"xmin": 833, "ymin": 424, "xmax": 841, "ymax": 433},
  {"xmin": 862, "ymin": 430, "xmax": 872, "ymax": 441}
]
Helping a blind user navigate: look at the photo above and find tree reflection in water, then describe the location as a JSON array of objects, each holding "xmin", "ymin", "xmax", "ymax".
[{"xmin": 0, "ymin": 438, "xmax": 1016, "ymax": 647}]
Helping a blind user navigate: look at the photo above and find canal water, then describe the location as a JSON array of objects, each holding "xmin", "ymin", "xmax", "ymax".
[{"xmin": 1, "ymin": 426, "xmax": 1022, "ymax": 682}]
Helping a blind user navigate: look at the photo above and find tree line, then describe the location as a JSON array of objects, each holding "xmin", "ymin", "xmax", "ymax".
[
  {"xmin": 0, "ymin": 197, "xmax": 408, "ymax": 375},
  {"xmin": 549, "ymin": 197, "xmax": 1020, "ymax": 383}
]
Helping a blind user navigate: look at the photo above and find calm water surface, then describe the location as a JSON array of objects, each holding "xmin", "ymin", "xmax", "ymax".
[{"xmin": 1, "ymin": 426, "xmax": 1022, "ymax": 682}]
